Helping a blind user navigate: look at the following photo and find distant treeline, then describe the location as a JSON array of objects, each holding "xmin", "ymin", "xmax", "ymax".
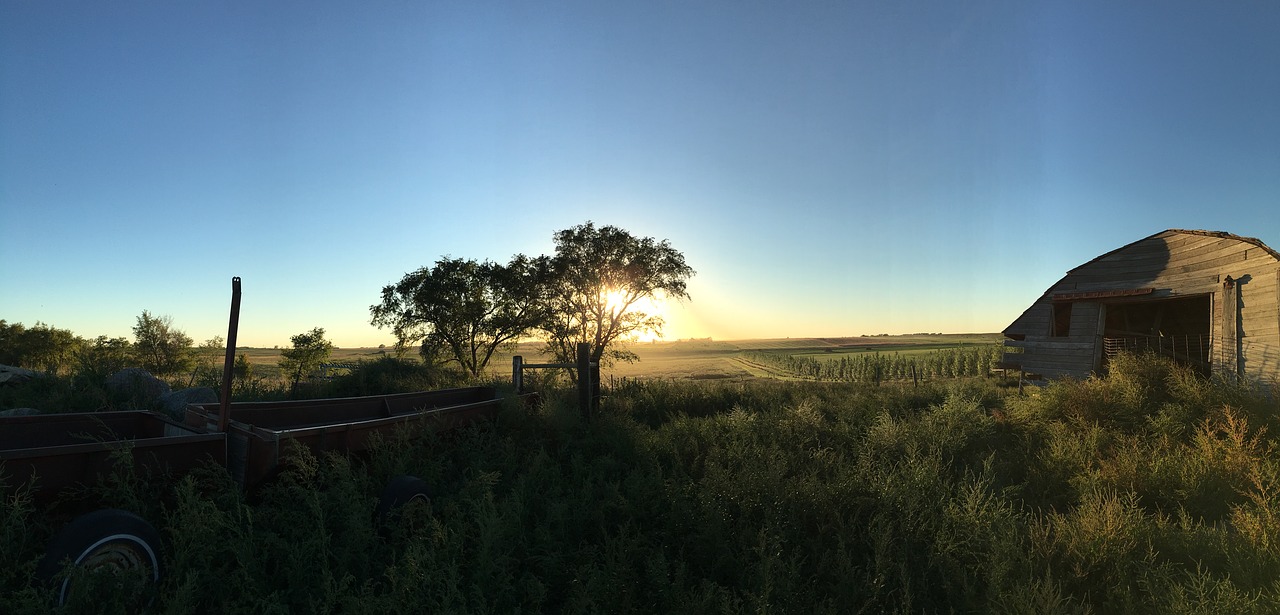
[{"xmin": 745, "ymin": 344, "xmax": 1005, "ymax": 383}]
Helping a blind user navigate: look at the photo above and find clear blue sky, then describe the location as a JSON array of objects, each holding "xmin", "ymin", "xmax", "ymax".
[{"xmin": 2, "ymin": 1, "xmax": 1277, "ymax": 348}]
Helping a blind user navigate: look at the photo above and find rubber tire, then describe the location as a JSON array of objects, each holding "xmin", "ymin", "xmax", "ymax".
[
  {"xmin": 36, "ymin": 508, "xmax": 164, "ymax": 606},
  {"xmin": 375, "ymin": 474, "xmax": 431, "ymax": 523}
]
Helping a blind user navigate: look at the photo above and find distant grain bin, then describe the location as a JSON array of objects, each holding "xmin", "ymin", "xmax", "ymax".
[{"xmin": 1003, "ymin": 229, "xmax": 1280, "ymax": 382}]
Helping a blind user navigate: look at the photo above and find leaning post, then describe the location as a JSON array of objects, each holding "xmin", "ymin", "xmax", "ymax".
[{"xmin": 218, "ymin": 277, "xmax": 242, "ymax": 433}]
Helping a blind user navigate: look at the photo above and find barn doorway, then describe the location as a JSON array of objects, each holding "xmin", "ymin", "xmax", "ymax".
[{"xmin": 1100, "ymin": 295, "xmax": 1212, "ymax": 375}]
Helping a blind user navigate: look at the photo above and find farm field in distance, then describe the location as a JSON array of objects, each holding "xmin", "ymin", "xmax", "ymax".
[{"xmin": 231, "ymin": 333, "xmax": 1006, "ymax": 383}]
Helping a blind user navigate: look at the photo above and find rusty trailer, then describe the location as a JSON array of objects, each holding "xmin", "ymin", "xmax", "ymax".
[
  {"xmin": 0, "ymin": 277, "xmax": 515, "ymax": 605},
  {"xmin": 183, "ymin": 386, "xmax": 501, "ymax": 489},
  {"xmin": 0, "ymin": 410, "xmax": 225, "ymax": 505}
]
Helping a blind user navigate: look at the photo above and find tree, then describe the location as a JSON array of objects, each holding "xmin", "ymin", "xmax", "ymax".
[
  {"xmin": 0, "ymin": 320, "xmax": 82, "ymax": 374},
  {"xmin": 233, "ymin": 353, "xmax": 253, "ymax": 386},
  {"xmin": 132, "ymin": 311, "xmax": 194, "ymax": 376},
  {"xmin": 189, "ymin": 336, "xmax": 226, "ymax": 387},
  {"xmin": 370, "ymin": 256, "xmax": 549, "ymax": 378},
  {"xmin": 540, "ymin": 222, "xmax": 694, "ymax": 372},
  {"xmin": 76, "ymin": 336, "xmax": 134, "ymax": 381},
  {"xmin": 278, "ymin": 327, "xmax": 334, "ymax": 390}
]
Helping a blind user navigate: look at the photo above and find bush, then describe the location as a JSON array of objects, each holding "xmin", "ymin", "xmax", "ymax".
[{"xmin": 323, "ymin": 356, "xmax": 466, "ymax": 397}]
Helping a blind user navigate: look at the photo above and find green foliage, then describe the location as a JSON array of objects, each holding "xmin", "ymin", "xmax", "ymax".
[
  {"xmin": 186, "ymin": 336, "xmax": 226, "ymax": 388},
  {"xmin": 233, "ymin": 352, "xmax": 253, "ymax": 385},
  {"xmin": 322, "ymin": 356, "xmax": 466, "ymax": 397},
  {"xmin": 131, "ymin": 311, "xmax": 194, "ymax": 377},
  {"xmin": 4, "ymin": 353, "xmax": 1280, "ymax": 612},
  {"xmin": 0, "ymin": 470, "xmax": 50, "ymax": 613},
  {"xmin": 0, "ymin": 320, "xmax": 82, "ymax": 375},
  {"xmin": 278, "ymin": 327, "xmax": 334, "ymax": 391},
  {"xmin": 74, "ymin": 336, "xmax": 134, "ymax": 383},
  {"xmin": 371, "ymin": 256, "xmax": 549, "ymax": 378},
  {"xmin": 0, "ymin": 335, "xmax": 144, "ymax": 413},
  {"xmin": 745, "ymin": 343, "xmax": 1005, "ymax": 383}
]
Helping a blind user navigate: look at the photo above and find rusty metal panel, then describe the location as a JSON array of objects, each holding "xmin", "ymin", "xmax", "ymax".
[
  {"xmin": 183, "ymin": 387, "xmax": 501, "ymax": 490},
  {"xmin": 0, "ymin": 412, "xmax": 225, "ymax": 504}
]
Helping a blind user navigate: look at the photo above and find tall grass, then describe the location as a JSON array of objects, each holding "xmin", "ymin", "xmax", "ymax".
[{"xmin": 2, "ymin": 353, "xmax": 1278, "ymax": 613}]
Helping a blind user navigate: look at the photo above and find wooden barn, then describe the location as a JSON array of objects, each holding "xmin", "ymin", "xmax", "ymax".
[{"xmin": 1002, "ymin": 229, "xmax": 1280, "ymax": 383}]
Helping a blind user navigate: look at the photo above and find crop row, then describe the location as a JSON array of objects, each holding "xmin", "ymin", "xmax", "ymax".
[{"xmin": 743, "ymin": 344, "xmax": 1006, "ymax": 383}]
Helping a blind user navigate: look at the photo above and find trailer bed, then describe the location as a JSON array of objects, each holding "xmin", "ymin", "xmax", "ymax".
[
  {"xmin": 184, "ymin": 386, "xmax": 501, "ymax": 488},
  {"xmin": 0, "ymin": 411, "xmax": 226, "ymax": 503},
  {"xmin": 1, "ymin": 387, "xmax": 505, "ymax": 502}
]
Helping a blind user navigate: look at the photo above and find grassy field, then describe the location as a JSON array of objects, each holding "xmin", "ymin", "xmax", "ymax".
[
  {"xmin": 781, "ymin": 334, "xmax": 1004, "ymax": 361},
  {"xmin": 223, "ymin": 334, "xmax": 1006, "ymax": 385},
  {"xmin": 489, "ymin": 334, "xmax": 1001, "ymax": 382}
]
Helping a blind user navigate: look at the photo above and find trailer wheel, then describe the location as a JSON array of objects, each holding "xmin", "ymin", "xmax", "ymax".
[
  {"xmin": 376, "ymin": 474, "xmax": 431, "ymax": 523},
  {"xmin": 36, "ymin": 508, "xmax": 163, "ymax": 606}
]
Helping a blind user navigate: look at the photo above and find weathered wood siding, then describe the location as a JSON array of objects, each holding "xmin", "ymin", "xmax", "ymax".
[
  {"xmin": 1004, "ymin": 230, "xmax": 1280, "ymax": 382},
  {"xmin": 1005, "ymin": 301, "xmax": 1101, "ymax": 378}
]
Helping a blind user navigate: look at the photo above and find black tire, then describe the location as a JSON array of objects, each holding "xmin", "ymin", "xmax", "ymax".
[
  {"xmin": 36, "ymin": 508, "xmax": 164, "ymax": 606},
  {"xmin": 375, "ymin": 474, "xmax": 431, "ymax": 523}
]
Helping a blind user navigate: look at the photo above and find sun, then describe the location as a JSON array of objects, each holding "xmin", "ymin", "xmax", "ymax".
[
  {"xmin": 600, "ymin": 288, "xmax": 666, "ymax": 342},
  {"xmin": 602, "ymin": 288, "xmax": 630, "ymax": 314}
]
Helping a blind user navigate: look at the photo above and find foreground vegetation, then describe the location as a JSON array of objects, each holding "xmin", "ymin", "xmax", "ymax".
[{"xmin": 3, "ymin": 353, "xmax": 1280, "ymax": 613}]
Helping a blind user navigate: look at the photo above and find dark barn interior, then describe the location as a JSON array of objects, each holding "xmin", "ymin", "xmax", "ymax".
[{"xmin": 1100, "ymin": 295, "xmax": 1213, "ymax": 374}]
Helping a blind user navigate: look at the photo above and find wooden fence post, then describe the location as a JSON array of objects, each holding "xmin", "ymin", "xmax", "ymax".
[
  {"xmin": 512, "ymin": 356, "xmax": 523, "ymax": 393},
  {"xmin": 577, "ymin": 343, "xmax": 592, "ymax": 422}
]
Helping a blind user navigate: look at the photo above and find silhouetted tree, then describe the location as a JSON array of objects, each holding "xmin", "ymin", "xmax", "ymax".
[
  {"xmin": 132, "ymin": 311, "xmax": 194, "ymax": 376},
  {"xmin": 233, "ymin": 352, "xmax": 253, "ymax": 386},
  {"xmin": 539, "ymin": 222, "xmax": 694, "ymax": 374},
  {"xmin": 279, "ymin": 327, "xmax": 333, "ymax": 391},
  {"xmin": 370, "ymin": 256, "xmax": 548, "ymax": 378},
  {"xmin": 75, "ymin": 336, "xmax": 134, "ymax": 382}
]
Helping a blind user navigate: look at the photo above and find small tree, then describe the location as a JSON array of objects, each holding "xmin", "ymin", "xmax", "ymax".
[
  {"xmin": 540, "ymin": 222, "xmax": 694, "ymax": 373},
  {"xmin": 278, "ymin": 327, "xmax": 333, "ymax": 391},
  {"xmin": 189, "ymin": 336, "xmax": 225, "ymax": 387},
  {"xmin": 370, "ymin": 255, "xmax": 549, "ymax": 378},
  {"xmin": 75, "ymin": 336, "xmax": 134, "ymax": 382},
  {"xmin": 133, "ymin": 311, "xmax": 194, "ymax": 376},
  {"xmin": 233, "ymin": 353, "xmax": 253, "ymax": 386}
]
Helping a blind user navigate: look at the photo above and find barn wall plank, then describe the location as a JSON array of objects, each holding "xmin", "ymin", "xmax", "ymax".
[
  {"xmin": 1165, "ymin": 238, "xmax": 1247, "ymax": 264},
  {"xmin": 1067, "ymin": 269, "xmax": 1221, "ymax": 288}
]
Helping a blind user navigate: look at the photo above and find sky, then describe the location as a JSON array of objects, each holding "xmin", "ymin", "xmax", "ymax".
[{"xmin": 2, "ymin": 1, "xmax": 1277, "ymax": 348}]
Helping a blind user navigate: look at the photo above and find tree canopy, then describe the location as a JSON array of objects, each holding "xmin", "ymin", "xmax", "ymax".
[
  {"xmin": 370, "ymin": 222, "xmax": 693, "ymax": 381},
  {"xmin": 540, "ymin": 222, "xmax": 694, "ymax": 368},
  {"xmin": 132, "ymin": 311, "xmax": 194, "ymax": 376},
  {"xmin": 0, "ymin": 320, "xmax": 81, "ymax": 375},
  {"xmin": 370, "ymin": 256, "xmax": 549, "ymax": 377},
  {"xmin": 278, "ymin": 327, "xmax": 334, "ymax": 389}
]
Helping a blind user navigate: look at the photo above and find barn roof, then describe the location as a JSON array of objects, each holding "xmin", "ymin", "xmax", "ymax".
[{"xmin": 1067, "ymin": 229, "xmax": 1280, "ymax": 275}]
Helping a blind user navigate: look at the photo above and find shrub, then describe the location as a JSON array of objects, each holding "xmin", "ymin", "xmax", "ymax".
[{"xmin": 323, "ymin": 356, "xmax": 464, "ymax": 397}]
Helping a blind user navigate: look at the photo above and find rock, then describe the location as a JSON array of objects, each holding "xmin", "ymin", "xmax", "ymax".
[
  {"xmin": 0, "ymin": 364, "xmax": 40, "ymax": 385},
  {"xmin": 106, "ymin": 368, "xmax": 172, "ymax": 407},
  {"xmin": 0, "ymin": 407, "xmax": 40, "ymax": 417},
  {"xmin": 159, "ymin": 387, "xmax": 219, "ymax": 421}
]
